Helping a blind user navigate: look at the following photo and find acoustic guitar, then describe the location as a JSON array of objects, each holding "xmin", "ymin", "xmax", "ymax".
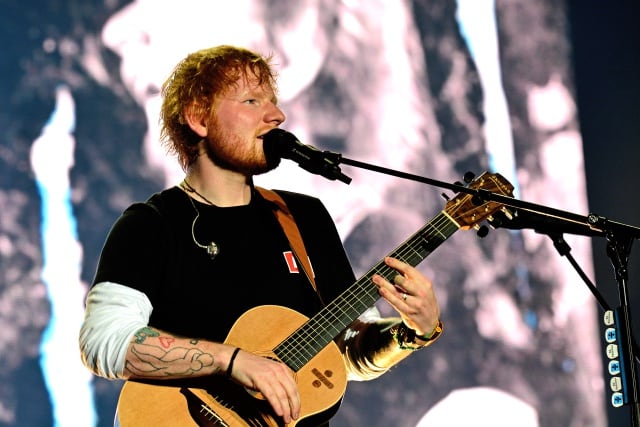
[{"xmin": 116, "ymin": 171, "xmax": 514, "ymax": 426}]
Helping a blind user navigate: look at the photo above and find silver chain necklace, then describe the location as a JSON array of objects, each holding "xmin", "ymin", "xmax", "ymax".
[{"xmin": 180, "ymin": 180, "xmax": 220, "ymax": 259}]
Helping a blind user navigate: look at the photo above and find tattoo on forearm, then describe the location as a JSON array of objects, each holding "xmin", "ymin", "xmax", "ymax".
[
  {"xmin": 159, "ymin": 337, "xmax": 176, "ymax": 348},
  {"xmin": 134, "ymin": 327, "xmax": 159, "ymax": 344},
  {"xmin": 126, "ymin": 343, "xmax": 217, "ymax": 377}
]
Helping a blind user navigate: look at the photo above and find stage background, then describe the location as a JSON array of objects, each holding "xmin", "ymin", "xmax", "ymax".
[{"xmin": 0, "ymin": 0, "xmax": 638, "ymax": 426}]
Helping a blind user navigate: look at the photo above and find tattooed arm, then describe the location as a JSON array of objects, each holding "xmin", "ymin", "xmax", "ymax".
[
  {"xmin": 80, "ymin": 282, "xmax": 301, "ymax": 422},
  {"xmin": 123, "ymin": 326, "xmax": 227, "ymax": 378}
]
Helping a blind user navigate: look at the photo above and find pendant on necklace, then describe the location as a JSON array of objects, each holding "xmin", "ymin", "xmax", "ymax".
[{"xmin": 206, "ymin": 241, "xmax": 220, "ymax": 259}]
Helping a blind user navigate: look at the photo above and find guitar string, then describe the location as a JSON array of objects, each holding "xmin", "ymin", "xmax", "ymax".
[
  {"xmin": 279, "ymin": 180, "xmax": 503, "ymax": 366},
  {"xmin": 276, "ymin": 211, "xmax": 460, "ymax": 367},
  {"xmin": 285, "ymin": 179, "xmax": 493, "ymax": 361},
  {"xmin": 279, "ymin": 212, "xmax": 456, "ymax": 368},
  {"xmin": 280, "ymin": 212, "xmax": 455, "ymax": 363},
  {"xmin": 288, "ymin": 204, "xmax": 472, "ymax": 360}
]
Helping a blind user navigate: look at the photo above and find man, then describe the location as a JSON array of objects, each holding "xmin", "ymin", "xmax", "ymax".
[{"xmin": 79, "ymin": 45, "xmax": 442, "ymax": 426}]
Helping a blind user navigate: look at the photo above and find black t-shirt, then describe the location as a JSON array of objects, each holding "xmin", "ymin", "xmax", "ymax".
[{"xmin": 93, "ymin": 186, "xmax": 356, "ymax": 342}]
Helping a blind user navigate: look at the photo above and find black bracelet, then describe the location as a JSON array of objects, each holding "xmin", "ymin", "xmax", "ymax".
[{"xmin": 226, "ymin": 347, "xmax": 241, "ymax": 378}]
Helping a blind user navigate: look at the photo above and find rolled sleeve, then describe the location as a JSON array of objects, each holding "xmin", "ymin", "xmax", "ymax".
[{"xmin": 79, "ymin": 282, "xmax": 152, "ymax": 379}]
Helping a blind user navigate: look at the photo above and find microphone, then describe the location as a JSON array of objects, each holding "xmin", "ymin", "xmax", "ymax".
[{"xmin": 263, "ymin": 128, "xmax": 352, "ymax": 184}]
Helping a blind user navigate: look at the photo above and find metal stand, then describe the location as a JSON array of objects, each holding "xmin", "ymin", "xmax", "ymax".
[
  {"xmin": 267, "ymin": 131, "xmax": 640, "ymax": 425},
  {"xmin": 326, "ymin": 153, "xmax": 640, "ymax": 426},
  {"xmin": 592, "ymin": 215, "xmax": 640, "ymax": 425}
]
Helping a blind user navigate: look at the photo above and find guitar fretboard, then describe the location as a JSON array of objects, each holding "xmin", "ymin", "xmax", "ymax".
[{"xmin": 274, "ymin": 210, "xmax": 459, "ymax": 371}]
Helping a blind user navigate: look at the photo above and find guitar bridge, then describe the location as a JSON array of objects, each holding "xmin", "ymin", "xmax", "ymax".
[
  {"xmin": 181, "ymin": 388, "xmax": 233, "ymax": 426},
  {"xmin": 198, "ymin": 403, "xmax": 230, "ymax": 427},
  {"xmin": 182, "ymin": 386, "xmax": 281, "ymax": 427}
]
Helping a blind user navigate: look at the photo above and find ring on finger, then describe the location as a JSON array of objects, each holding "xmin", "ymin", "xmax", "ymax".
[{"xmin": 402, "ymin": 293, "xmax": 408, "ymax": 301}]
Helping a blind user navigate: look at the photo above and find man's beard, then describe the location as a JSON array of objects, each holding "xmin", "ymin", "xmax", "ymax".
[{"xmin": 203, "ymin": 122, "xmax": 279, "ymax": 176}]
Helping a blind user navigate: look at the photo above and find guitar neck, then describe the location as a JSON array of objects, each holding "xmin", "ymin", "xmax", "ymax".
[{"xmin": 275, "ymin": 210, "xmax": 459, "ymax": 371}]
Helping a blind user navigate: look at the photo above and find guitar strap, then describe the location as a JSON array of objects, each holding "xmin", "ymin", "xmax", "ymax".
[{"xmin": 256, "ymin": 187, "xmax": 321, "ymax": 302}]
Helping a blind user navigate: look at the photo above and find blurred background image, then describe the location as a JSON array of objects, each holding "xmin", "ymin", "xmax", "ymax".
[{"xmin": 0, "ymin": 0, "xmax": 638, "ymax": 426}]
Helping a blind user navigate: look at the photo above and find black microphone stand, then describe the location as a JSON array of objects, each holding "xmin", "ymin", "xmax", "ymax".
[{"xmin": 321, "ymin": 153, "xmax": 640, "ymax": 426}]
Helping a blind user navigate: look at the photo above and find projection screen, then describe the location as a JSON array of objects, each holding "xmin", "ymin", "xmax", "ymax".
[{"xmin": 0, "ymin": 0, "xmax": 608, "ymax": 426}]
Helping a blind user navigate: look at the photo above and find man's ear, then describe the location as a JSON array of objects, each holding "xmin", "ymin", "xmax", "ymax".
[{"xmin": 184, "ymin": 103, "xmax": 208, "ymax": 138}]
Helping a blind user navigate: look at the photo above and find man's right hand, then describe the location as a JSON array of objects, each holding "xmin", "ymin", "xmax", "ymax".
[{"xmin": 227, "ymin": 349, "xmax": 301, "ymax": 423}]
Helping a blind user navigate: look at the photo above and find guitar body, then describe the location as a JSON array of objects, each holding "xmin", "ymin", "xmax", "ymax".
[{"xmin": 117, "ymin": 305, "xmax": 347, "ymax": 426}]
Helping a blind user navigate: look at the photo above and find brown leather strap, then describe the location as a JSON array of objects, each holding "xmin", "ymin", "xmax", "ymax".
[{"xmin": 256, "ymin": 187, "xmax": 318, "ymax": 294}]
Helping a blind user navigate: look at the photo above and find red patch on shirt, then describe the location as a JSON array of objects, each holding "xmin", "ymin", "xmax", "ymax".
[
  {"xmin": 283, "ymin": 251, "xmax": 315, "ymax": 278},
  {"xmin": 283, "ymin": 251, "xmax": 299, "ymax": 273}
]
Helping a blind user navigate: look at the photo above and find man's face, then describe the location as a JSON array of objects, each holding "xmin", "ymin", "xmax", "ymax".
[
  {"xmin": 203, "ymin": 74, "xmax": 286, "ymax": 175},
  {"xmin": 101, "ymin": 0, "xmax": 269, "ymax": 185}
]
